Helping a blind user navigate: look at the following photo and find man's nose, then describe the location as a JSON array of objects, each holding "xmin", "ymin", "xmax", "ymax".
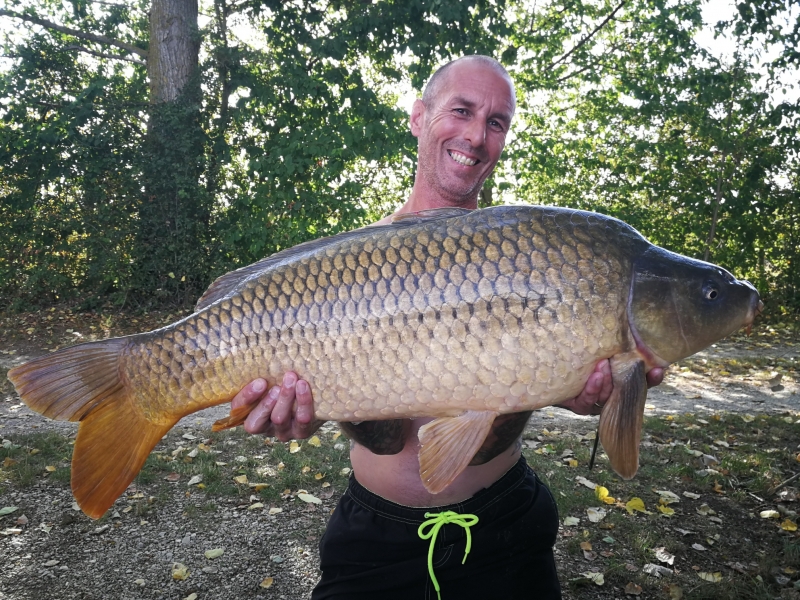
[{"xmin": 463, "ymin": 118, "xmax": 486, "ymax": 146}]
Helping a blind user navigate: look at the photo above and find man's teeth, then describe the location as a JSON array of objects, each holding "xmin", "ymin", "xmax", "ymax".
[{"xmin": 448, "ymin": 151, "xmax": 477, "ymax": 166}]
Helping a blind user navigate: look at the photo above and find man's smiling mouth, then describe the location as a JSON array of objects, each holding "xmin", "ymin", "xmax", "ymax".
[{"xmin": 448, "ymin": 150, "xmax": 478, "ymax": 166}]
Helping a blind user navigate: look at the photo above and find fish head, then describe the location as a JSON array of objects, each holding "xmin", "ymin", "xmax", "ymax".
[{"xmin": 628, "ymin": 248, "xmax": 762, "ymax": 365}]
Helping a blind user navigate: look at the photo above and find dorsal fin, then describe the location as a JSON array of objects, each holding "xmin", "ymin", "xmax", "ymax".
[
  {"xmin": 195, "ymin": 208, "xmax": 474, "ymax": 312},
  {"xmin": 390, "ymin": 207, "xmax": 474, "ymax": 224}
]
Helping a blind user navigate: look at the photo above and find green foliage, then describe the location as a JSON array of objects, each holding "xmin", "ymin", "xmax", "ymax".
[{"xmin": 0, "ymin": 0, "xmax": 798, "ymax": 315}]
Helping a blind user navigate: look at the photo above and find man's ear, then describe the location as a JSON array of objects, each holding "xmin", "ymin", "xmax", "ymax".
[{"xmin": 409, "ymin": 99, "xmax": 425, "ymax": 137}]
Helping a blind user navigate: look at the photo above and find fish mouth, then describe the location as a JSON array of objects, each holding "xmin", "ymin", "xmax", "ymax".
[
  {"xmin": 743, "ymin": 287, "xmax": 764, "ymax": 336},
  {"xmin": 447, "ymin": 150, "xmax": 479, "ymax": 166}
]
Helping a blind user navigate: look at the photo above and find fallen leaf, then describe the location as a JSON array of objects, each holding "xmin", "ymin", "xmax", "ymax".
[
  {"xmin": 268, "ymin": 507, "xmax": 282, "ymax": 515},
  {"xmin": 643, "ymin": 563, "xmax": 673, "ymax": 577},
  {"xmin": 248, "ymin": 502, "xmax": 264, "ymax": 510},
  {"xmin": 307, "ymin": 436, "xmax": 321, "ymax": 447},
  {"xmin": 624, "ymin": 582, "xmax": 643, "ymax": 595},
  {"xmin": 566, "ymin": 459, "xmax": 578, "ymax": 467},
  {"xmin": 233, "ymin": 475, "xmax": 248, "ymax": 484},
  {"xmin": 697, "ymin": 504, "xmax": 716, "ymax": 516},
  {"xmin": 187, "ymin": 475, "xmax": 203, "ymax": 486},
  {"xmin": 576, "ymin": 476, "xmax": 598, "ymax": 490},
  {"xmin": 45, "ymin": 465, "xmax": 56, "ymax": 472},
  {"xmin": 580, "ymin": 571, "xmax": 604, "ymax": 586},
  {"xmin": 289, "ymin": 441, "xmax": 301, "ymax": 453},
  {"xmin": 314, "ymin": 473, "xmax": 325, "ymax": 480},
  {"xmin": 683, "ymin": 491, "xmax": 701, "ymax": 499},
  {"xmin": 667, "ymin": 584, "xmax": 684, "ymax": 599},
  {"xmin": 655, "ymin": 547, "xmax": 675, "ymax": 565},
  {"xmin": 656, "ymin": 490, "xmax": 681, "ymax": 505},
  {"xmin": 260, "ymin": 577, "xmax": 274, "ymax": 589},
  {"xmin": 587, "ymin": 507, "xmax": 607, "ymax": 523},
  {"xmin": 626, "ymin": 498, "xmax": 648, "ymax": 514},
  {"xmin": 250, "ymin": 483, "xmax": 269, "ymax": 492},
  {"xmin": 691, "ymin": 543, "xmax": 706, "ymax": 551},
  {"xmin": 205, "ymin": 548, "xmax": 224, "ymax": 559},
  {"xmin": 596, "ymin": 486, "xmax": 615, "ymax": 504},
  {"xmin": 164, "ymin": 472, "xmax": 180, "ymax": 482},
  {"xmin": 697, "ymin": 571, "xmax": 722, "ymax": 583},
  {"xmin": 781, "ymin": 519, "xmax": 797, "ymax": 532},
  {"xmin": 741, "ymin": 414, "xmax": 755, "ymax": 423},
  {"xmin": 340, "ymin": 467, "xmax": 351, "ymax": 476},
  {"xmin": 0, "ymin": 507, "xmax": 18, "ymax": 516},
  {"xmin": 171, "ymin": 563, "xmax": 189, "ymax": 580},
  {"xmin": 297, "ymin": 493, "xmax": 321, "ymax": 504},
  {"xmin": 580, "ymin": 541, "xmax": 593, "ymax": 551},
  {"xmin": 563, "ymin": 517, "xmax": 580, "ymax": 527},
  {"xmin": 658, "ymin": 505, "xmax": 675, "ymax": 516},
  {"xmin": 760, "ymin": 510, "xmax": 780, "ymax": 519},
  {"xmin": 184, "ymin": 594, "xmax": 198, "ymax": 600}
]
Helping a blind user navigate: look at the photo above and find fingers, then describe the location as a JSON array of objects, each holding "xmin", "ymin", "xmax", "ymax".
[
  {"xmin": 243, "ymin": 385, "xmax": 279, "ymax": 435},
  {"xmin": 230, "ymin": 378, "xmax": 268, "ymax": 411}
]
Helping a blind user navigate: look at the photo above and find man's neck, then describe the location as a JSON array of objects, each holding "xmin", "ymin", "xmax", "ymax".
[{"xmin": 397, "ymin": 187, "xmax": 479, "ymax": 216}]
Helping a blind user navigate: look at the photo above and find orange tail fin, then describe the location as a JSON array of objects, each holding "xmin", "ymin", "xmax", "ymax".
[{"xmin": 8, "ymin": 340, "xmax": 178, "ymax": 519}]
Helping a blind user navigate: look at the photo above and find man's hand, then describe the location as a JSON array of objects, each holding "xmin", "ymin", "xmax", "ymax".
[
  {"xmin": 556, "ymin": 360, "xmax": 666, "ymax": 416},
  {"xmin": 230, "ymin": 372, "xmax": 323, "ymax": 441}
]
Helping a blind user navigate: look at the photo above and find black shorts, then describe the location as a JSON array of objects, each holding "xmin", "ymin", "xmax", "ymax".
[{"xmin": 311, "ymin": 456, "xmax": 562, "ymax": 600}]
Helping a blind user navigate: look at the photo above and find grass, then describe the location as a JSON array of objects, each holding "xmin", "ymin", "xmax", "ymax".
[
  {"xmin": 1, "ymin": 412, "xmax": 798, "ymax": 598},
  {"xmin": 525, "ymin": 411, "xmax": 800, "ymax": 599}
]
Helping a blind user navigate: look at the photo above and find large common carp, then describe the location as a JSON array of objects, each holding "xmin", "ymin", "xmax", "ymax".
[{"xmin": 9, "ymin": 206, "xmax": 761, "ymax": 519}]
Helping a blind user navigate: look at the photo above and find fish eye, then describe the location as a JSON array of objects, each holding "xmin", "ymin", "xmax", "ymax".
[{"xmin": 703, "ymin": 282, "xmax": 720, "ymax": 301}]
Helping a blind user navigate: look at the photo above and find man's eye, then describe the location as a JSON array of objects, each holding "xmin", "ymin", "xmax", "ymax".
[{"xmin": 454, "ymin": 108, "xmax": 467, "ymax": 115}]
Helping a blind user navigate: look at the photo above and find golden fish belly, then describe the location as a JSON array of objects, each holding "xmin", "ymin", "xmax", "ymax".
[{"xmin": 126, "ymin": 206, "xmax": 633, "ymax": 422}]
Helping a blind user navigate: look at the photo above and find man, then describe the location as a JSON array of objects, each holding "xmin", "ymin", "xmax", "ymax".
[{"xmin": 232, "ymin": 55, "xmax": 664, "ymax": 598}]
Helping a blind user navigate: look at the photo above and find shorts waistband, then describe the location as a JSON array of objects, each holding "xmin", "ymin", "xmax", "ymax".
[{"xmin": 345, "ymin": 455, "xmax": 533, "ymax": 524}]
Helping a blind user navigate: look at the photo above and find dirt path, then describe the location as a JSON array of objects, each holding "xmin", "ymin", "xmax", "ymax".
[{"xmin": 1, "ymin": 322, "xmax": 798, "ymax": 600}]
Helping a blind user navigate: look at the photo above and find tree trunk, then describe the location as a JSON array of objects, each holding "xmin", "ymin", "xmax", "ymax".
[{"xmin": 134, "ymin": 0, "xmax": 209, "ymax": 304}]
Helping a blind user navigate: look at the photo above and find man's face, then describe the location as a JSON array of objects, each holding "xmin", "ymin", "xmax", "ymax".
[{"xmin": 411, "ymin": 62, "xmax": 515, "ymax": 206}]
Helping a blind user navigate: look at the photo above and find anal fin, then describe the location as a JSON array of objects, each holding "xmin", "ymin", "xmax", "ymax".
[
  {"xmin": 211, "ymin": 402, "xmax": 258, "ymax": 432},
  {"xmin": 598, "ymin": 354, "xmax": 648, "ymax": 479},
  {"xmin": 418, "ymin": 411, "xmax": 498, "ymax": 494}
]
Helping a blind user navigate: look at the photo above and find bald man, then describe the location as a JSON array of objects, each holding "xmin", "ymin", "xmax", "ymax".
[{"xmin": 233, "ymin": 56, "xmax": 664, "ymax": 599}]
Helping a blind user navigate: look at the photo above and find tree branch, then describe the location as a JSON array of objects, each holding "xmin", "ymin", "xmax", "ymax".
[
  {"xmin": 550, "ymin": 0, "xmax": 626, "ymax": 69},
  {"xmin": 0, "ymin": 8, "xmax": 147, "ymax": 59},
  {"xmin": 65, "ymin": 44, "xmax": 146, "ymax": 65}
]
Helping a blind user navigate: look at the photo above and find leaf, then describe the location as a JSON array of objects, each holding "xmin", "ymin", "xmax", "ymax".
[
  {"xmin": 643, "ymin": 563, "xmax": 673, "ymax": 577},
  {"xmin": 204, "ymin": 548, "xmax": 224, "ymax": 559},
  {"xmin": 625, "ymin": 498, "xmax": 648, "ymax": 514},
  {"xmin": 260, "ymin": 577, "xmax": 274, "ymax": 588},
  {"xmin": 171, "ymin": 563, "xmax": 189, "ymax": 580},
  {"xmin": 624, "ymin": 582, "xmax": 643, "ymax": 595},
  {"xmin": 164, "ymin": 472, "xmax": 180, "ymax": 482},
  {"xmin": 268, "ymin": 508, "xmax": 282, "ymax": 515},
  {"xmin": 307, "ymin": 436, "xmax": 321, "ymax": 447},
  {"xmin": 741, "ymin": 414, "xmax": 755, "ymax": 423},
  {"xmin": 567, "ymin": 459, "xmax": 578, "ymax": 467},
  {"xmin": 297, "ymin": 493, "xmax": 321, "ymax": 504},
  {"xmin": 668, "ymin": 584, "xmax": 684, "ymax": 599},
  {"xmin": 691, "ymin": 543, "xmax": 706, "ymax": 551},
  {"xmin": 658, "ymin": 505, "xmax": 675, "ymax": 516},
  {"xmin": 289, "ymin": 441, "xmax": 301, "ymax": 453},
  {"xmin": 187, "ymin": 475, "xmax": 203, "ymax": 486},
  {"xmin": 683, "ymin": 491, "xmax": 701, "ymax": 499},
  {"xmin": 45, "ymin": 465, "xmax": 56, "ymax": 472},
  {"xmin": 760, "ymin": 510, "xmax": 780, "ymax": 519},
  {"xmin": 696, "ymin": 504, "xmax": 716, "ymax": 516},
  {"xmin": 580, "ymin": 572, "xmax": 604, "ymax": 585},
  {"xmin": 576, "ymin": 476, "xmax": 598, "ymax": 489},
  {"xmin": 656, "ymin": 490, "xmax": 681, "ymax": 505},
  {"xmin": 697, "ymin": 572, "xmax": 722, "ymax": 583},
  {"xmin": 233, "ymin": 475, "xmax": 248, "ymax": 484},
  {"xmin": 248, "ymin": 502, "xmax": 264, "ymax": 510},
  {"xmin": 587, "ymin": 507, "xmax": 607, "ymax": 522},
  {"xmin": 0, "ymin": 507, "xmax": 18, "ymax": 516},
  {"xmin": 655, "ymin": 547, "xmax": 675, "ymax": 565},
  {"xmin": 564, "ymin": 517, "xmax": 580, "ymax": 527},
  {"xmin": 595, "ymin": 486, "xmax": 615, "ymax": 504},
  {"xmin": 781, "ymin": 519, "xmax": 797, "ymax": 532}
]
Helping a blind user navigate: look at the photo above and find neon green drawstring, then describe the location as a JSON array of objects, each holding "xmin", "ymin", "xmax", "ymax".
[{"xmin": 417, "ymin": 511, "xmax": 479, "ymax": 600}]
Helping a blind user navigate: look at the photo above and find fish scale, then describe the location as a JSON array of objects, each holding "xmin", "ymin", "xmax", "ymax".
[{"xmin": 8, "ymin": 204, "xmax": 761, "ymax": 518}]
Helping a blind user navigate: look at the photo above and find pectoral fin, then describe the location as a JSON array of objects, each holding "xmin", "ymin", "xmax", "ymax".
[
  {"xmin": 598, "ymin": 356, "xmax": 648, "ymax": 479},
  {"xmin": 418, "ymin": 411, "xmax": 499, "ymax": 494},
  {"xmin": 211, "ymin": 402, "xmax": 259, "ymax": 432}
]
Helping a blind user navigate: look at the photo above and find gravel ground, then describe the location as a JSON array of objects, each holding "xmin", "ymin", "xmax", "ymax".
[{"xmin": 1, "ymin": 333, "xmax": 797, "ymax": 600}]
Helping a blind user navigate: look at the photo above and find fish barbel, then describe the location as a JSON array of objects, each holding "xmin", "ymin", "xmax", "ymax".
[{"xmin": 9, "ymin": 206, "xmax": 762, "ymax": 518}]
